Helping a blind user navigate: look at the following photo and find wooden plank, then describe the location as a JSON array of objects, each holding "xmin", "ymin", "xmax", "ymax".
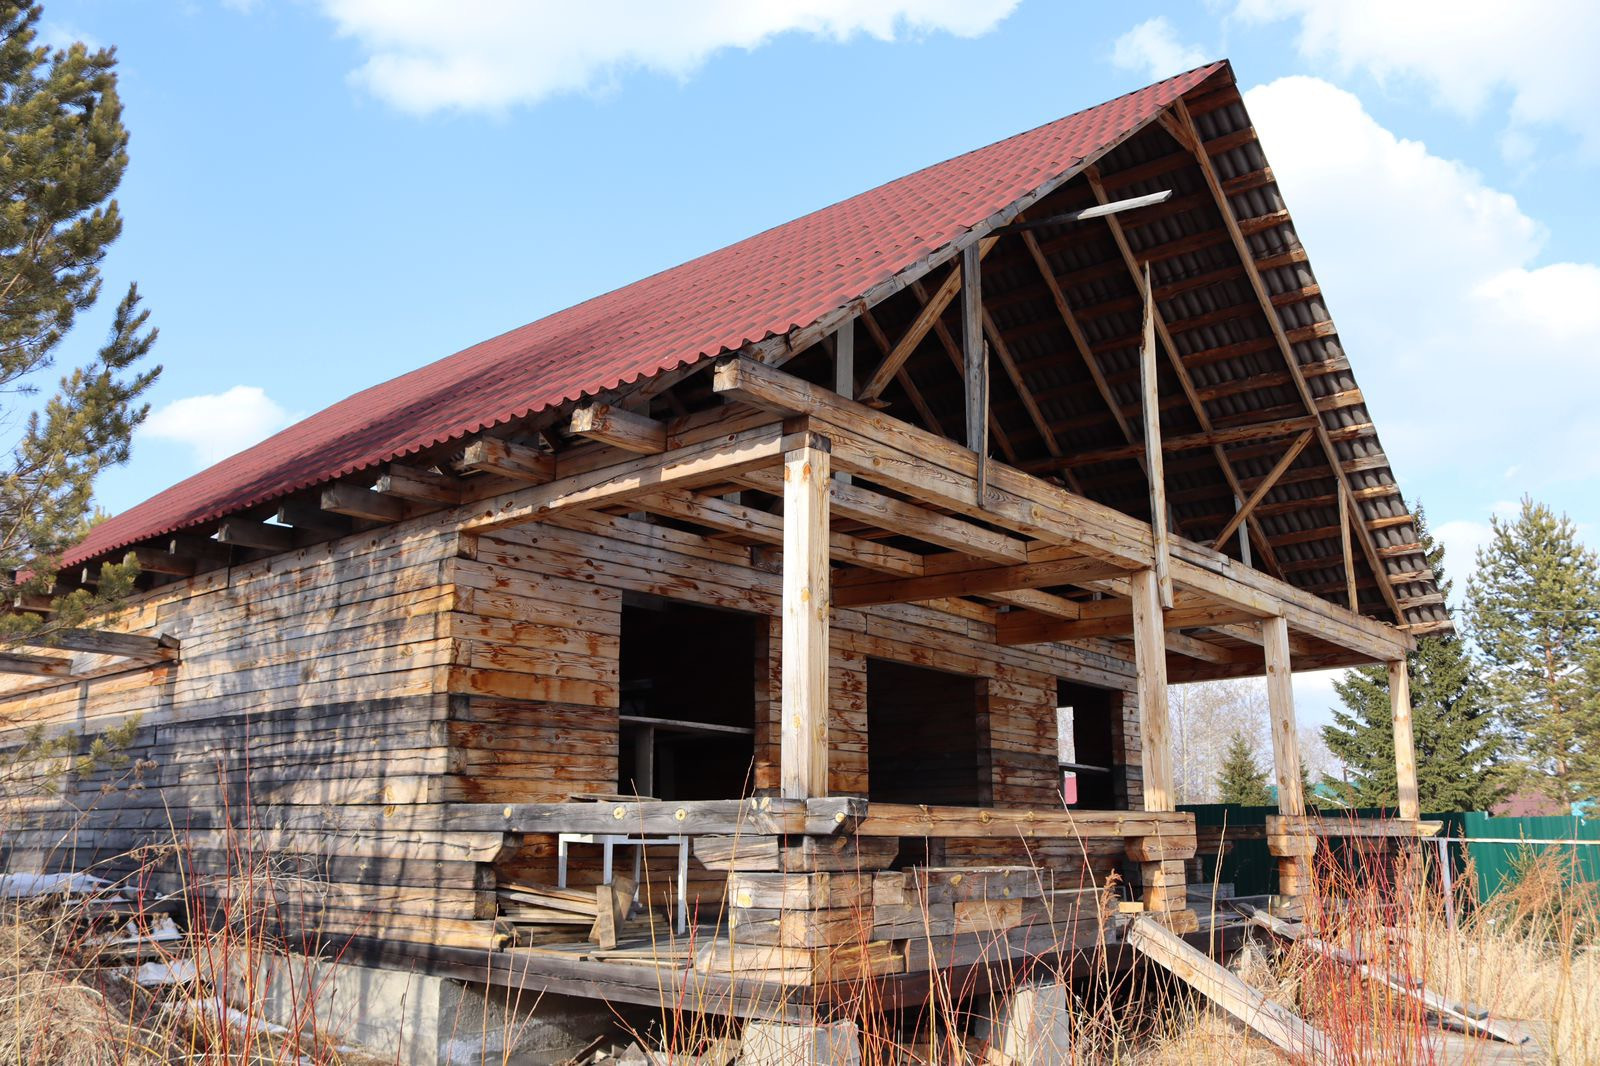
[
  {"xmin": 1132, "ymin": 568, "xmax": 1174, "ymax": 812},
  {"xmin": 321, "ymin": 482, "xmax": 406, "ymax": 523},
  {"xmin": 456, "ymin": 436, "xmax": 556, "ymax": 482},
  {"xmin": 0, "ymin": 652, "xmax": 76, "ymax": 678},
  {"xmin": 22, "ymin": 628, "xmax": 178, "ymax": 662},
  {"xmin": 1339, "ymin": 488, "xmax": 1358, "ymax": 611},
  {"xmin": 841, "ymin": 801, "xmax": 1192, "ymax": 840},
  {"xmin": 1263, "ymin": 616, "xmax": 1306, "ymax": 818},
  {"xmin": 781, "ymin": 440, "xmax": 831, "ymax": 799},
  {"xmin": 460, "ymin": 422, "xmax": 792, "ymax": 533},
  {"xmin": 1138, "ymin": 263, "xmax": 1174, "ymax": 608},
  {"xmin": 857, "ymin": 237, "xmax": 997, "ymax": 403},
  {"xmin": 568, "ymin": 403, "xmax": 667, "ymax": 455},
  {"xmin": 961, "ymin": 242, "xmax": 989, "ymax": 502},
  {"xmin": 1211, "ymin": 430, "xmax": 1313, "ymax": 550},
  {"xmin": 1125, "ymin": 915, "xmax": 1331, "ymax": 1060},
  {"xmin": 1389, "ymin": 659, "xmax": 1420, "ymax": 820}
]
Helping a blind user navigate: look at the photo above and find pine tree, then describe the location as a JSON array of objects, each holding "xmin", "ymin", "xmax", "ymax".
[
  {"xmin": 1216, "ymin": 732, "xmax": 1272, "ymax": 806},
  {"xmin": 1323, "ymin": 508, "xmax": 1504, "ymax": 812},
  {"xmin": 1467, "ymin": 497, "xmax": 1600, "ymax": 804},
  {"xmin": 0, "ymin": 3, "xmax": 160, "ymax": 637}
]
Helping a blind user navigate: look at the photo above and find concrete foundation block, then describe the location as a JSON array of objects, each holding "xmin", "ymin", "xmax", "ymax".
[
  {"xmin": 973, "ymin": 981, "xmax": 1073, "ymax": 1065},
  {"xmin": 234, "ymin": 953, "xmax": 621, "ymax": 1065},
  {"xmin": 739, "ymin": 1019, "xmax": 861, "ymax": 1066}
]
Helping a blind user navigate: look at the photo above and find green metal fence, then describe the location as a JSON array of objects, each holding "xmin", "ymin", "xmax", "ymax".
[{"xmin": 1458, "ymin": 811, "xmax": 1600, "ymax": 901}]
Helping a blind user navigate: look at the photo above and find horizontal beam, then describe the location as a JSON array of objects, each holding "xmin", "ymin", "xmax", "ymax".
[
  {"xmin": 1031, "ymin": 416, "xmax": 1319, "ymax": 471},
  {"xmin": 568, "ymin": 403, "xmax": 667, "ymax": 455},
  {"xmin": 321, "ymin": 483, "xmax": 407, "ymax": 523},
  {"xmin": 832, "ymin": 554, "xmax": 1128, "ymax": 609},
  {"xmin": 632, "ymin": 488, "xmax": 923, "ymax": 576},
  {"xmin": 460, "ymin": 421, "xmax": 796, "ymax": 534},
  {"xmin": 455, "ymin": 436, "xmax": 555, "ymax": 482},
  {"xmin": 377, "ymin": 463, "xmax": 464, "ymax": 505},
  {"xmin": 446, "ymin": 797, "xmax": 858, "ymax": 836},
  {"xmin": 0, "ymin": 651, "xmax": 76, "ymax": 677},
  {"xmin": 22, "ymin": 628, "xmax": 179, "ymax": 662},
  {"xmin": 998, "ymin": 602, "xmax": 1261, "ymax": 645},
  {"xmin": 843, "ymin": 801, "xmax": 1193, "ymax": 841},
  {"xmin": 714, "ymin": 357, "xmax": 1412, "ymax": 661},
  {"xmin": 217, "ymin": 518, "xmax": 296, "ymax": 552}
]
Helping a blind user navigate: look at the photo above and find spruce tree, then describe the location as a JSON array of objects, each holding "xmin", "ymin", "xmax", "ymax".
[
  {"xmin": 0, "ymin": 3, "xmax": 160, "ymax": 637},
  {"xmin": 1323, "ymin": 508, "xmax": 1504, "ymax": 812},
  {"xmin": 1216, "ymin": 732, "xmax": 1272, "ymax": 806},
  {"xmin": 1467, "ymin": 497, "xmax": 1600, "ymax": 804}
]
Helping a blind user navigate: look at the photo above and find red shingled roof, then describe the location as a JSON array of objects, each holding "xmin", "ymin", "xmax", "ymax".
[{"xmin": 68, "ymin": 62, "xmax": 1226, "ymax": 568}]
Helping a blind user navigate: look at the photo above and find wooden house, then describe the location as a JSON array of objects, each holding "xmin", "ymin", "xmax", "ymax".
[{"xmin": 0, "ymin": 61, "xmax": 1446, "ymax": 1025}]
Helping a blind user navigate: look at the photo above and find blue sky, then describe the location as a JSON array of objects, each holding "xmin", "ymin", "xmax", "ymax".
[{"xmin": 35, "ymin": 1, "xmax": 1600, "ymax": 730}]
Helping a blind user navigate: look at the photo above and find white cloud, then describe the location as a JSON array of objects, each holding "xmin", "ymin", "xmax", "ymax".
[
  {"xmin": 142, "ymin": 386, "xmax": 295, "ymax": 467},
  {"xmin": 314, "ymin": 0, "xmax": 1020, "ymax": 114},
  {"xmin": 1110, "ymin": 17, "xmax": 1207, "ymax": 82},
  {"xmin": 1233, "ymin": 0, "xmax": 1600, "ymax": 158},
  {"xmin": 1241, "ymin": 77, "xmax": 1600, "ymax": 485}
]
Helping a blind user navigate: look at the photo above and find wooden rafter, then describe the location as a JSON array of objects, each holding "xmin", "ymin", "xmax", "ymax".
[
  {"xmin": 856, "ymin": 308, "xmax": 947, "ymax": 437},
  {"xmin": 857, "ymin": 237, "xmax": 999, "ymax": 402},
  {"xmin": 1211, "ymin": 430, "xmax": 1314, "ymax": 550},
  {"xmin": 1084, "ymin": 164, "xmax": 1285, "ymax": 580},
  {"xmin": 1168, "ymin": 97, "xmax": 1405, "ymax": 622}
]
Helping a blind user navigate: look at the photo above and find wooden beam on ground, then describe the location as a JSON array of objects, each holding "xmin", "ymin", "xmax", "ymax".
[
  {"xmin": 0, "ymin": 651, "xmax": 76, "ymax": 677},
  {"xmin": 1263, "ymin": 616, "xmax": 1306, "ymax": 818},
  {"xmin": 460, "ymin": 421, "xmax": 793, "ymax": 533},
  {"xmin": 568, "ymin": 403, "xmax": 667, "ymax": 455},
  {"xmin": 1389, "ymin": 659, "xmax": 1420, "ymax": 820},
  {"xmin": 780, "ymin": 439, "xmax": 831, "ymax": 799},
  {"xmin": 455, "ymin": 436, "xmax": 556, "ymax": 482},
  {"xmin": 1138, "ymin": 262, "xmax": 1175, "ymax": 608},
  {"xmin": 1211, "ymin": 430, "xmax": 1313, "ymax": 550},
  {"xmin": 23, "ymin": 628, "xmax": 178, "ymax": 662},
  {"xmin": 1132, "ymin": 568, "xmax": 1174, "ymax": 811},
  {"xmin": 1125, "ymin": 916, "xmax": 1331, "ymax": 1061},
  {"xmin": 321, "ymin": 483, "xmax": 406, "ymax": 523},
  {"xmin": 377, "ymin": 463, "xmax": 464, "ymax": 506},
  {"xmin": 833, "ymin": 554, "xmax": 1127, "ymax": 609},
  {"xmin": 858, "ymin": 236, "xmax": 997, "ymax": 403},
  {"xmin": 632, "ymin": 489, "xmax": 922, "ymax": 576},
  {"xmin": 1171, "ymin": 99, "xmax": 1402, "ymax": 621},
  {"xmin": 216, "ymin": 517, "xmax": 296, "ymax": 552}
]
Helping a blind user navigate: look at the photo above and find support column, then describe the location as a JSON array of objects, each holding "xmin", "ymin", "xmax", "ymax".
[
  {"xmin": 1130, "ymin": 568, "xmax": 1172, "ymax": 813},
  {"xmin": 1388, "ymin": 659, "xmax": 1420, "ymax": 820},
  {"xmin": 781, "ymin": 439, "xmax": 831, "ymax": 799},
  {"xmin": 1263, "ymin": 615, "xmax": 1312, "ymax": 898},
  {"xmin": 1130, "ymin": 568, "xmax": 1194, "ymax": 929}
]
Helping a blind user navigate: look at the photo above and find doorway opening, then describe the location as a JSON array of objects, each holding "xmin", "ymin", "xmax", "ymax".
[{"xmin": 617, "ymin": 596, "xmax": 757, "ymax": 801}]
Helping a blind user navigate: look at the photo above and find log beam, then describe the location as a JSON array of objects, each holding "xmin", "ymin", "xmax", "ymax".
[
  {"xmin": 1263, "ymin": 616, "xmax": 1306, "ymax": 818},
  {"xmin": 858, "ymin": 237, "xmax": 998, "ymax": 402},
  {"xmin": 1132, "ymin": 568, "xmax": 1174, "ymax": 812},
  {"xmin": 569, "ymin": 403, "xmax": 667, "ymax": 455},
  {"xmin": 455, "ymin": 436, "xmax": 555, "ymax": 482}
]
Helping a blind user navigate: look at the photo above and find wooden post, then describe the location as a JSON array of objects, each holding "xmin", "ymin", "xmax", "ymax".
[
  {"xmin": 1263, "ymin": 616, "xmax": 1305, "ymax": 817},
  {"xmin": 833, "ymin": 323, "xmax": 854, "ymax": 486},
  {"xmin": 962, "ymin": 242, "xmax": 989, "ymax": 503},
  {"xmin": 1388, "ymin": 659, "xmax": 1420, "ymax": 820},
  {"xmin": 1264, "ymin": 615, "xmax": 1310, "ymax": 897},
  {"xmin": 781, "ymin": 439, "xmax": 831, "ymax": 799},
  {"xmin": 1130, "ymin": 568, "xmax": 1172, "ymax": 812},
  {"xmin": 1138, "ymin": 263, "xmax": 1174, "ymax": 608}
]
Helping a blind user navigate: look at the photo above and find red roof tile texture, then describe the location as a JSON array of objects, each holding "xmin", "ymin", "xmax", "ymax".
[{"xmin": 68, "ymin": 63, "xmax": 1226, "ymax": 567}]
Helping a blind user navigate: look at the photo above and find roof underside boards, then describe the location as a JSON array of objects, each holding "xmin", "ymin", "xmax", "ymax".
[{"xmin": 64, "ymin": 60, "xmax": 1449, "ymax": 637}]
